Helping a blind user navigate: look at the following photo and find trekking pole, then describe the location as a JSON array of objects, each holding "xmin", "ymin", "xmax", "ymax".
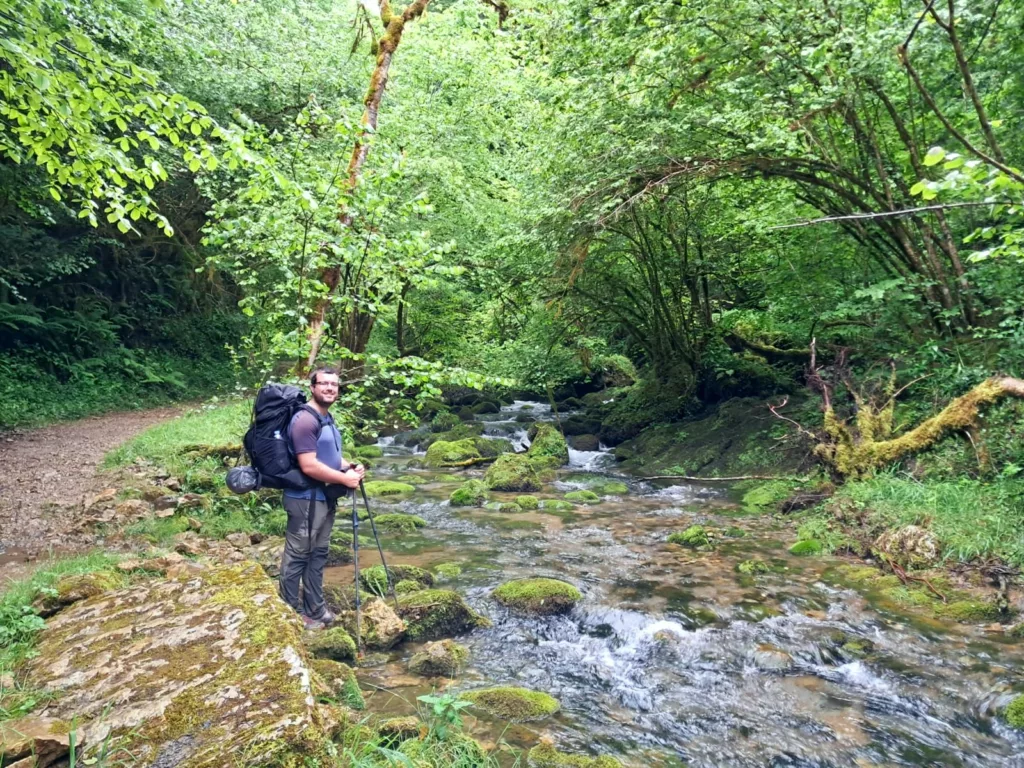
[
  {"xmin": 351, "ymin": 490, "xmax": 363, "ymax": 657},
  {"xmin": 358, "ymin": 480, "xmax": 400, "ymax": 611}
]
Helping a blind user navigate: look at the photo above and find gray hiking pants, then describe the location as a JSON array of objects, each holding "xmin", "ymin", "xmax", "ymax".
[{"xmin": 279, "ymin": 495, "xmax": 335, "ymax": 618}]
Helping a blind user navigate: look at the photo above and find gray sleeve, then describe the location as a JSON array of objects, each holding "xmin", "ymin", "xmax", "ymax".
[{"xmin": 289, "ymin": 411, "xmax": 320, "ymax": 455}]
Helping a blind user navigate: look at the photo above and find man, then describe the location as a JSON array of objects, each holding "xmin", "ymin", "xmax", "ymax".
[{"xmin": 280, "ymin": 366, "xmax": 365, "ymax": 630}]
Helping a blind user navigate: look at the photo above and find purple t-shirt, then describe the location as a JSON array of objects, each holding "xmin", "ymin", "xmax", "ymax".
[{"xmin": 284, "ymin": 409, "xmax": 342, "ymax": 501}]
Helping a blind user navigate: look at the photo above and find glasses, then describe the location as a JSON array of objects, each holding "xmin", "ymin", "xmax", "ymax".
[{"xmin": 313, "ymin": 381, "xmax": 339, "ymax": 389}]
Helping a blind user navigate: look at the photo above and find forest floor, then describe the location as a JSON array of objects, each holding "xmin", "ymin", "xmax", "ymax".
[{"xmin": 0, "ymin": 405, "xmax": 183, "ymax": 583}]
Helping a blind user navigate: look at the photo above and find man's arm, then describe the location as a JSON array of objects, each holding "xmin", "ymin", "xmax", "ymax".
[{"xmin": 297, "ymin": 452, "xmax": 365, "ymax": 488}]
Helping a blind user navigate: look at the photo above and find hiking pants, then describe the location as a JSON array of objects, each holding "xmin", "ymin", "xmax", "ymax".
[{"xmin": 279, "ymin": 495, "xmax": 335, "ymax": 618}]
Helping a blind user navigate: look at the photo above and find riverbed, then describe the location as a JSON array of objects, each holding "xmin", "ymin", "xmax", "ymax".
[{"xmin": 326, "ymin": 402, "xmax": 1024, "ymax": 767}]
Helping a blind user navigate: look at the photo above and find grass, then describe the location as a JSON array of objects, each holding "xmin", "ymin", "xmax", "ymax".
[
  {"xmin": 0, "ymin": 551, "xmax": 128, "ymax": 721},
  {"xmin": 103, "ymin": 400, "xmax": 250, "ymax": 475},
  {"xmin": 828, "ymin": 471, "xmax": 1024, "ymax": 566}
]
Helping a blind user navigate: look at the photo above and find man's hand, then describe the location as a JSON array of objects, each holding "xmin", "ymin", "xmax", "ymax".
[{"xmin": 339, "ymin": 463, "xmax": 366, "ymax": 489}]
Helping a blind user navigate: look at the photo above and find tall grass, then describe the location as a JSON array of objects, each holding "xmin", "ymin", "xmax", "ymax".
[{"xmin": 833, "ymin": 471, "xmax": 1024, "ymax": 566}]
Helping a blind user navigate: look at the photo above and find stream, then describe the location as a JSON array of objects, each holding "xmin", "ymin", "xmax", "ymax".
[{"xmin": 325, "ymin": 402, "xmax": 1024, "ymax": 767}]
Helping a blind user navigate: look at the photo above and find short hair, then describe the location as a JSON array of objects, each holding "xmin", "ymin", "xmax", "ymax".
[{"xmin": 310, "ymin": 366, "xmax": 339, "ymax": 387}]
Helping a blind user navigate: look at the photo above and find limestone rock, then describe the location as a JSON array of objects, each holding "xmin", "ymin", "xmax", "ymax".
[
  {"xmin": 115, "ymin": 499, "xmax": 151, "ymax": 520},
  {"xmin": 484, "ymin": 453, "xmax": 541, "ymax": 492},
  {"xmin": 0, "ymin": 715, "xmax": 71, "ymax": 767},
  {"xmin": 396, "ymin": 589, "xmax": 491, "ymax": 641},
  {"xmin": 24, "ymin": 563, "xmax": 329, "ymax": 767},
  {"xmin": 339, "ymin": 599, "xmax": 406, "ymax": 651},
  {"xmin": 408, "ymin": 639, "xmax": 468, "ymax": 677},
  {"xmin": 32, "ymin": 571, "xmax": 121, "ymax": 617},
  {"xmin": 225, "ymin": 532, "xmax": 251, "ymax": 549},
  {"xmin": 154, "ymin": 495, "xmax": 180, "ymax": 511},
  {"xmin": 873, "ymin": 525, "xmax": 940, "ymax": 569},
  {"xmin": 84, "ymin": 488, "xmax": 116, "ymax": 510}
]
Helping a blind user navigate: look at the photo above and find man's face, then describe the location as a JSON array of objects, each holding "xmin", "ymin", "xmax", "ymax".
[{"xmin": 310, "ymin": 373, "xmax": 340, "ymax": 407}]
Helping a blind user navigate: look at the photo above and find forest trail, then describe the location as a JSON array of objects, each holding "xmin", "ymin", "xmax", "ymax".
[{"xmin": 0, "ymin": 406, "xmax": 183, "ymax": 579}]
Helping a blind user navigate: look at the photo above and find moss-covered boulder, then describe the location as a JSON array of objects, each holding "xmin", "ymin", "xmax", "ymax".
[
  {"xmin": 564, "ymin": 490, "xmax": 600, "ymax": 504},
  {"xmin": 1004, "ymin": 695, "xmax": 1024, "ymax": 729},
  {"xmin": 408, "ymin": 639, "xmax": 469, "ymax": 677},
  {"xmin": 528, "ymin": 742, "xmax": 622, "ymax": 768},
  {"xmin": 449, "ymin": 480, "xmax": 490, "ymax": 507},
  {"xmin": 462, "ymin": 686, "xmax": 559, "ymax": 722},
  {"xmin": 936, "ymin": 599, "xmax": 1003, "ymax": 622},
  {"xmin": 325, "ymin": 542, "xmax": 353, "ymax": 566},
  {"xmin": 352, "ymin": 445, "xmax": 384, "ymax": 459},
  {"xmin": 396, "ymin": 589, "xmax": 491, "ymax": 641},
  {"xmin": 425, "ymin": 438, "xmax": 483, "ymax": 468},
  {"xmin": 336, "ymin": 598, "xmax": 406, "ymax": 651},
  {"xmin": 473, "ymin": 400, "xmax": 501, "ymax": 415},
  {"xmin": 32, "ymin": 571, "xmax": 123, "ymax": 617},
  {"xmin": 306, "ymin": 626, "xmax": 358, "ymax": 662},
  {"xmin": 310, "ymin": 659, "xmax": 364, "ymax": 710},
  {"xmin": 789, "ymin": 539, "xmax": 823, "ymax": 556},
  {"xmin": 527, "ymin": 423, "xmax": 569, "ymax": 467},
  {"xmin": 668, "ymin": 525, "xmax": 711, "ymax": 549},
  {"xmin": 485, "ymin": 453, "xmax": 542, "ymax": 492},
  {"xmin": 433, "ymin": 562, "xmax": 462, "ymax": 580},
  {"xmin": 24, "ymin": 563, "xmax": 332, "ymax": 765},
  {"xmin": 539, "ymin": 499, "xmax": 575, "ymax": 513},
  {"xmin": 431, "ymin": 412, "xmax": 461, "ymax": 433},
  {"xmin": 595, "ymin": 481, "xmax": 628, "ymax": 495},
  {"xmin": 372, "ymin": 513, "xmax": 427, "ymax": 533},
  {"xmin": 475, "ymin": 437, "xmax": 514, "ymax": 459},
  {"xmin": 492, "ymin": 578, "xmax": 582, "ymax": 616},
  {"xmin": 569, "ymin": 434, "xmax": 601, "ymax": 452},
  {"xmin": 362, "ymin": 480, "xmax": 416, "ymax": 498},
  {"xmin": 741, "ymin": 480, "xmax": 795, "ymax": 512},
  {"xmin": 377, "ymin": 716, "xmax": 421, "ymax": 744},
  {"xmin": 395, "ymin": 579, "xmax": 423, "ymax": 594},
  {"xmin": 361, "ymin": 564, "xmax": 434, "ymax": 595},
  {"xmin": 737, "ymin": 559, "xmax": 770, "ymax": 575}
]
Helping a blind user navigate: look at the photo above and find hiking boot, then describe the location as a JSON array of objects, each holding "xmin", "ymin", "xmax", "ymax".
[
  {"xmin": 301, "ymin": 615, "xmax": 326, "ymax": 632},
  {"xmin": 313, "ymin": 608, "xmax": 336, "ymax": 626}
]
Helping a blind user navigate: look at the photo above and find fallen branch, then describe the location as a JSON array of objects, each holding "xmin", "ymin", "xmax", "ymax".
[{"xmin": 640, "ymin": 474, "xmax": 812, "ymax": 482}]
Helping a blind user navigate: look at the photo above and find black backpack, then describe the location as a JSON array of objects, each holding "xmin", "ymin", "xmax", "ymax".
[{"xmin": 241, "ymin": 383, "xmax": 324, "ymax": 491}]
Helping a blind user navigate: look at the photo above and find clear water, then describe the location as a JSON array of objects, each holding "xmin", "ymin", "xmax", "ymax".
[{"xmin": 336, "ymin": 404, "xmax": 1024, "ymax": 767}]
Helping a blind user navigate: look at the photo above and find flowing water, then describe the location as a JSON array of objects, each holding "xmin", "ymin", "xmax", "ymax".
[{"xmin": 326, "ymin": 402, "xmax": 1024, "ymax": 767}]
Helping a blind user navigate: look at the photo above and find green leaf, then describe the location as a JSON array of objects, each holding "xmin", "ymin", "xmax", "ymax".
[{"xmin": 923, "ymin": 146, "xmax": 946, "ymax": 167}]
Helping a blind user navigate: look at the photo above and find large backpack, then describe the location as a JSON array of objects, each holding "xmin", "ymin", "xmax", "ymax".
[{"xmin": 241, "ymin": 383, "xmax": 323, "ymax": 491}]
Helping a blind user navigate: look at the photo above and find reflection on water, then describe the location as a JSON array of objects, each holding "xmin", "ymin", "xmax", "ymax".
[{"xmin": 335, "ymin": 403, "xmax": 1024, "ymax": 767}]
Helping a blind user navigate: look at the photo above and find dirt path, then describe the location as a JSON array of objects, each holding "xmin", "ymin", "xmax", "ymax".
[{"xmin": 0, "ymin": 406, "xmax": 183, "ymax": 574}]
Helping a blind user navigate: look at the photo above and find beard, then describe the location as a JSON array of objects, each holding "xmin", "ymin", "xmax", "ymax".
[{"xmin": 311, "ymin": 391, "xmax": 337, "ymax": 408}]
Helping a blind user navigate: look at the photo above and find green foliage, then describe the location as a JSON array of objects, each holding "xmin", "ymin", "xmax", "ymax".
[
  {"xmin": 1004, "ymin": 695, "xmax": 1024, "ymax": 730},
  {"xmin": 668, "ymin": 525, "xmax": 711, "ymax": 549},
  {"xmin": 417, "ymin": 692, "xmax": 472, "ymax": 742}
]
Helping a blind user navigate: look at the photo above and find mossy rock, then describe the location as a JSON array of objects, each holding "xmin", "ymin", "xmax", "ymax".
[
  {"xmin": 408, "ymin": 639, "xmax": 469, "ymax": 677},
  {"xmin": 668, "ymin": 525, "xmax": 710, "ymax": 549},
  {"xmin": 396, "ymin": 475, "xmax": 423, "ymax": 485},
  {"xmin": 492, "ymin": 578, "xmax": 581, "ymax": 616},
  {"xmin": 352, "ymin": 445, "xmax": 383, "ymax": 459},
  {"xmin": 362, "ymin": 481, "xmax": 416, "ymax": 498},
  {"xmin": 324, "ymin": 584, "xmax": 375, "ymax": 614},
  {"xmin": 564, "ymin": 490, "xmax": 600, "ymax": 504},
  {"xmin": 336, "ymin": 598, "xmax": 406, "ymax": 651},
  {"xmin": 431, "ymin": 412, "xmax": 461, "ymax": 433},
  {"xmin": 1004, "ymin": 695, "xmax": 1024, "ymax": 729},
  {"xmin": 484, "ymin": 453, "xmax": 541, "ymax": 492},
  {"xmin": 457, "ymin": 406, "xmax": 476, "ymax": 421},
  {"xmin": 425, "ymin": 438, "xmax": 482, "ymax": 468},
  {"xmin": 475, "ymin": 437, "xmax": 514, "ymax": 459},
  {"xmin": 737, "ymin": 559, "xmax": 770, "ymax": 575},
  {"xmin": 462, "ymin": 686, "xmax": 559, "ymax": 722},
  {"xmin": 723, "ymin": 526, "xmax": 747, "ymax": 538},
  {"xmin": 33, "ymin": 571, "xmax": 123, "ymax": 616},
  {"xmin": 595, "ymin": 481, "xmax": 628, "ymax": 495},
  {"xmin": 306, "ymin": 626, "xmax": 358, "ymax": 662},
  {"xmin": 310, "ymin": 659, "xmax": 364, "ymax": 710},
  {"xmin": 516, "ymin": 495, "xmax": 540, "ymax": 510},
  {"xmin": 526, "ymin": 423, "xmax": 569, "ymax": 467},
  {"xmin": 473, "ymin": 401, "xmax": 501, "ymax": 415},
  {"xmin": 394, "ymin": 579, "xmax": 424, "ymax": 595},
  {"xmin": 361, "ymin": 564, "xmax": 434, "ymax": 595},
  {"xmin": 376, "ymin": 716, "xmax": 421, "ymax": 744},
  {"xmin": 325, "ymin": 542, "xmax": 353, "ymax": 566},
  {"xmin": 528, "ymin": 742, "xmax": 622, "ymax": 768},
  {"xmin": 789, "ymin": 539, "xmax": 823, "ymax": 556},
  {"xmin": 449, "ymin": 479, "xmax": 490, "ymax": 508},
  {"xmin": 935, "ymin": 599, "xmax": 1002, "ymax": 623},
  {"xmin": 742, "ymin": 481, "xmax": 795, "ymax": 512},
  {"xmin": 396, "ymin": 589, "xmax": 491, "ymax": 641},
  {"xmin": 569, "ymin": 434, "xmax": 601, "ymax": 452},
  {"xmin": 539, "ymin": 499, "xmax": 574, "ymax": 513},
  {"xmin": 433, "ymin": 562, "xmax": 462, "ymax": 580},
  {"xmin": 372, "ymin": 513, "xmax": 427, "ymax": 533}
]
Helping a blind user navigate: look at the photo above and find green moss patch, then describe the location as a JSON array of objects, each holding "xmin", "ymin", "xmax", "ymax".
[
  {"xmin": 516, "ymin": 495, "xmax": 540, "ymax": 510},
  {"xmin": 462, "ymin": 686, "xmax": 559, "ymax": 722},
  {"xmin": 526, "ymin": 423, "xmax": 569, "ymax": 467},
  {"xmin": 306, "ymin": 626, "xmax": 357, "ymax": 662},
  {"xmin": 362, "ymin": 481, "xmax": 416, "ymax": 498},
  {"xmin": 492, "ymin": 578, "xmax": 581, "ymax": 615},
  {"xmin": 595, "ymin": 481, "xmax": 628, "ymax": 495},
  {"xmin": 789, "ymin": 539, "xmax": 823, "ymax": 556},
  {"xmin": 539, "ymin": 499, "xmax": 574, "ymax": 512},
  {"xmin": 484, "ymin": 453, "xmax": 542, "ymax": 492},
  {"xmin": 668, "ymin": 525, "xmax": 710, "ymax": 549},
  {"xmin": 449, "ymin": 480, "xmax": 490, "ymax": 507},
  {"xmin": 371, "ymin": 513, "xmax": 427, "ymax": 533},
  {"xmin": 396, "ymin": 589, "xmax": 491, "ymax": 641},
  {"xmin": 1004, "ymin": 695, "xmax": 1024, "ymax": 729},
  {"xmin": 741, "ymin": 480, "xmax": 796, "ymax": 513},
  {"xmin": 528, "ymin": 742, "xmax": 622, "ymax": 768},
  {"xmin": 563, "ymin": 490, "xmax": 600, "ymax": 504},
  {"xmin": 361, "ymin": 564, "xmax": 434, "ymax": 595},
  {"xmin": 310, "ymin": 659, "xmax": 364, "ymax": 710},
  {"xmin": 737, "ymin": 559, "xmax": 770, "ymax": 575},
  {"xmin": 425, "ymin": 439, "xmax": 482, "ymax": 468},
  {"xmin": 433, "ymin": 562, "xmax": 462, "ymax": 580}
]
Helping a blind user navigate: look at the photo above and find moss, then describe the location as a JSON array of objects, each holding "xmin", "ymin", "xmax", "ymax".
[
  {"xmin": 789, "ymin": 539, "xmax": 823, "ymax": 556},
  {"xmin": 668, "ymin": 525, "xmax": 710, "ymax": 548},
  {"xmin": 431, "ymin": 412, "xmax": 461, "ymax": 433},
  {"xmin": 34, "ymin": 570, "xmax": 124, "ymax": 615},
  {"xmin": 305, "ymin": 626, "xmax": 357, "ymax": 662},
  {"xmin": 376, "ymin": 716, "xmax": 421, "ymax": 744},
  {"xmin": 526, "ymin": 423, "xmax": 569, "ymax": 467},
  {"xmin": 737, "ymin": 559, "xmax": 770, "ymax": 575},
  {"xmin": 462, "ymin": 686, "xmax": 559, "ymax": 722},
  {"xmin": 396, "ymin": 589, "xmax": 490, "ymax": 641},
  {"xmin": 492, "ymin": 578, "xmax": 581, "ymax": 615},
  {"xmin": 396, "ymin": 475, "xmax": 423, "ymax": 485},
  {"xmin": 1004, "ymin": 695, "xmax": 1024, "ymax": 729},
  {"xmin": 352, "ymin": 445, "xmax": 383, "ymax": 459},
  {"xmin": 361, "ymin": 564, "xmax": 433, "ymax": 595},
  {"xmin": 325, "ymin": 542, "xmax": 353, "ymax": 566},
  {"xmin": 449, "ymin": 480, "xmax": 490, "ymax": 507},
  {"xmin": 433, "ymin": 562, "xmax": 462, "ymax": 580},
  {"xmin": 724, "ymin": 526, "xmax": 747, "ymax": 538},
  {"xmin": 516, "ymin": 495, "xmax": 540, "ymax": 510},
  {"xmin": 484, "ymin": 453, "xmax": 541, "ymax": 492},
  {"xmin": 936, "ymin": 599, "xmax": 1002, "ymax": 623},
  {"xmin": 310, "ymin": 659, "xmax": 364, "ymax": 710},
  {"xmin": 371, "ymin": 513, "xmax": 427, "ymax": 533},
  {"xmin": 528, "ymin": 742, "xmax": 623, "ymax": 768},
  {"xmin": 595, "ymin": 481, "xmax": 628, "ymax": 495},
  {"xmin": 495, "ymin": 502, "xmax": 523, "ymax": 513},
  {"xmin": 395, "ymin": 579, "xmax": 423, "ymax": 594},
  {"xmin": 741, "ymin": 481, "xmax": 794, "ymax": 512},
  {"xmin": 475, "ymin": 437, "xmax": 513, "ymax": 459},
  {"xmin": 425, "ymin": 439, "xmax": 482, "ymax": 468},
  {"xmin": 834, "ymin": 565, "xmax": 882, "ymax": 584},
  {"xmin": 362, "ymin": 481, "xmax": 415, "ymax": 498},
  {"xmin": 408, "ymin": 639, "xmax": 469, "ymax": 677},
  {"xmin": 564, "ymin": 490, "xmax": 600, "ymax": 504},
  {"xmin": 539, "ymin": 499, "xmax": 574, "ymax": 512}
]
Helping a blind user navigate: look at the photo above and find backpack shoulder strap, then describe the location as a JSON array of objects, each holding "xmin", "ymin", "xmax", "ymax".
[{"xmin": 297, "ymin": 404, "xmax": 326, "ymax": 439}]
